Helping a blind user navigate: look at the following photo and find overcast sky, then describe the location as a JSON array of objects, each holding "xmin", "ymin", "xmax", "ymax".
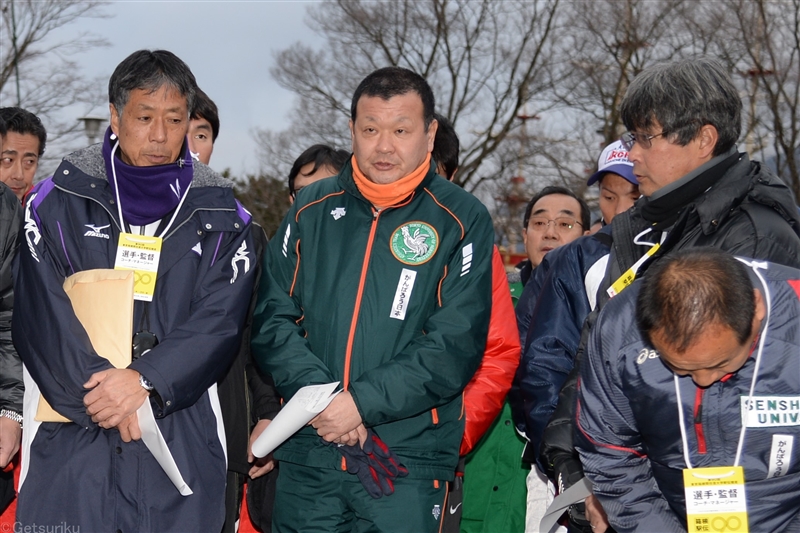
[{"xmin": 60, "ymin": 1, "xmax": 326, "ymax": 177}]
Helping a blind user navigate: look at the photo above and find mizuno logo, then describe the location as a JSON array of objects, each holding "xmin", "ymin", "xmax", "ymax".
[
  {"xmin": 24, "ymin": 193, "xmax": 41, "ymax": 263},
  {"xmin": 230, "ymin": 241, "xmax": 250, "ymax": 284},
  {"xmin": 84, "ymin": 224, "xmax": 111, "ymax": 239}
]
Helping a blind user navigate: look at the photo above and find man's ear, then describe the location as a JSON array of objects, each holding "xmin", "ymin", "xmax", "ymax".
[
  {"xmin": 109, "ymin": 104, "xmax": 121, "ymax": 137},
  {"xmin": 426, "ymin": 119, "xmax": 438, "ymax": 153},
  {"xmin": 349, "ymin": 119, "xmax": 355, "ymax": 152},
  {"xmin": 696, "ymin": 124, "xmax": 718, "ymax": 160},
  {"xmin": 753, "ymin": 287, "xmax": 766, "ymax": 324}
]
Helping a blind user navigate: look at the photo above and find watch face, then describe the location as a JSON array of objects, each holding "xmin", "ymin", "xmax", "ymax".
[{"xmin": 139, "ymin": 375, "xmax": 154, "ymax": 391}]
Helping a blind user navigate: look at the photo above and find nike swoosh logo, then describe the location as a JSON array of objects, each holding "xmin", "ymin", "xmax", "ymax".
[{"xmin": 449, "ymin": 503, "xmax": 462, "ymax": 514}]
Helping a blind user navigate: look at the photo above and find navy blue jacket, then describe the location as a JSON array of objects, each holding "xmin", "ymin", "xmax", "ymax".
[
  {"xmin": 508, "ymin": 228, "xmax": 610, "ymax": 465},
  {"xmin": 12, "ymin": 145, "xmax": 255, "ymax": 532},
  {"xmin": 576, "ymin": 260, "xmax": 800, "ymax": 533}
]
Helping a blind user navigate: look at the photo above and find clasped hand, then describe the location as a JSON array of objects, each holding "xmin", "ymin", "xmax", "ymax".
[
  {"xmin": 84, "ymin": 368, "xmax": 148, "ymax": 442},
  {"xmin": 309, "ymin": 391, "xmax": 366, "ymax": 447}
]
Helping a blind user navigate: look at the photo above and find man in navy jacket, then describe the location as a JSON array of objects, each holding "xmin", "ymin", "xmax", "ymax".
[
  {"xmin": 12, "ymin": 50, "xmax": 255, "ymax": 532},
  {"xmin": 577, "ymin": 248, "xmax": 800, "ymax": 532}
]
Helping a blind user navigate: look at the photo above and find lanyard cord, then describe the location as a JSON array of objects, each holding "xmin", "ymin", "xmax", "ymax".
[
  {"xmin": 674, "ymin": 259, "xmax": 771, "ymax": 469},
  {"xmin": 109, "ymin": 138, "xmax": 191, "ymax": 238}
]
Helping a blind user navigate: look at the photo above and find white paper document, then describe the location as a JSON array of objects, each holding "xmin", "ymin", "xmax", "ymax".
[
  {"xmin": 138, "ymin": 399, "xmax": 193, "ymax": 496},
  {"xmin": 251, "ymin": 382, "xmax": 342, "ymax": 458}
]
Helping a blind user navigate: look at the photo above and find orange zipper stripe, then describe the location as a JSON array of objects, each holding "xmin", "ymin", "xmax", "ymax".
[
  {"xmin": 437, "ymin": 265, "xmax": 448, "ymax": 307},
  {"xmin": 424, "ymin": 188, "xmax": 464, "ymax": 239},
  {"xmin": 431, "ymin": 408, "xmax": 439, "ymax": 424},
  {"xmin": 289, "ymin": 239, "xmax": 301, "ymax": 296},
  {"xmin": 343, "ymin": 209, "xmax": 380, "ymax": 390}
]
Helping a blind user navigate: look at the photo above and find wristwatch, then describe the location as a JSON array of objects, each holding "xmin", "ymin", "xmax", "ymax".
[
  {"xmin": 139, "ymin": 374, "xmax": 155, "ymax": 392},
  {"xmin": 0, "ymin": 409, "xmax": 23, "ymax": 428}
]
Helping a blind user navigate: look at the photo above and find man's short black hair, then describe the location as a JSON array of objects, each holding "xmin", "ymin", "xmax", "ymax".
[
  {"xmin": 288, "ymin": 144, "xmax": 350, "ymax": 197},
  {"xmin": 432, "ymin": 113, "xmax": 459, "ymax": 180},
  {"xmin": 620, "ymin": 58, "xmax": 741, "ymax": 156},
  {"xmin": 191, "ymin": 87, "xmax": 220, "ymax": 142},
  {"xmin": 0, "ymin": 115, "xmax": 6, "ymax": 138},
  {"xmin": 636, "ymin": 248, "xmax": 755, "ymax": 353},
  {"xmin": 108, "ymin": 49, "xmax": 197, "ymax": 114},
  {"xmin": 351, "ymin": 67, "xmax": 435, "ymax": 130},
  {"xmin": 523, "ymin": 185, "xmax": 591, "ymax": 230},
  {"xmin": 0, "ymin": 107, "xmax": 47, "ymax": 156}
]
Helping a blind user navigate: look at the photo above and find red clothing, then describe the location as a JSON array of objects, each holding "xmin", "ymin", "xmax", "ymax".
[{"xmin": 460, "ymin": 247, "xmax": 521, "ymax": 456}]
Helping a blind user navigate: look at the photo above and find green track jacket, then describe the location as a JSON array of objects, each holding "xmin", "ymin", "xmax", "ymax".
[{"xmin": 252, "ymin": 159, "xmax": 494, "ymax": 480}]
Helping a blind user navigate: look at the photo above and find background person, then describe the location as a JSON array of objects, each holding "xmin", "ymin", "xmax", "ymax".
[
  {"xmin": 0, "ymin": 107, "xmax": 46, "ymax": 203},
  {"xmin": 187, "ymin": 87, "xmax": 219, "ymax": 165},
  {"xmin": 432, "ymin": 113, "xmax": 522, "ymax": 533},
  {"xmin": 514, "ymin": 57, "xmax": 800, "ymax": 533},
  {"xmin": 0, "ymin": 116, "xmax": 23, "ymax": 514}
]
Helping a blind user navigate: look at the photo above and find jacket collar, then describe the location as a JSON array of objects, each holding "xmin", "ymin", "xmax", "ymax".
[{"xmin": 338, "ymin": 157, "xmax": 438, "ymax": 207}]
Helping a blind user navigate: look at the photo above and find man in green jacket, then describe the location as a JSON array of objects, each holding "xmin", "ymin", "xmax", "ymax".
[{"xmin": 251, "ymin": 66, "xmax": 494, "ymax": 533}]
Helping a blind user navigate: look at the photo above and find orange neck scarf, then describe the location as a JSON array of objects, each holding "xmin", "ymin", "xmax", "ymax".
[{"xmin": 352, "ymin": 154, "xmax": 431, "ymax": 208}]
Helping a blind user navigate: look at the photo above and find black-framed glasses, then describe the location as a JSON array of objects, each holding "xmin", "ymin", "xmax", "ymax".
[
  {"xmin": 527, "ymin": 216, "xmax": 582, "ymax": 233},
  {"xmin": 620, "ymin": 130, "xmax": 667, "ymax": 150}
]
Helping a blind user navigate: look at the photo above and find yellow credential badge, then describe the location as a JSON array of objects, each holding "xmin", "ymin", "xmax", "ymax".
[
  {"xmin": 114, "ymin": 233, "xmax": 163, "ymax": 302},
  {"xmin": 683, "ymin": 466, "xmax": 748, "ymax": 532}
]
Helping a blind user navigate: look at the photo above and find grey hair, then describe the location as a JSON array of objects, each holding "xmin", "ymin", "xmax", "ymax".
[
  {"xmin": 620, "ymin": 58, "xmax": 741, "ymax": 156},
  {"xmin": 108, "ymin": 50, "xmax": 197, "ymax": 114}
]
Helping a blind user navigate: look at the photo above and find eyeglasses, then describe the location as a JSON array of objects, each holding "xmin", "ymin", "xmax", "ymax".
[
  {"xmin": 527, "ymin": 216, "xmax": 582, "ymax": 233},
  {"xmin": 620, "ymin": 130, "xmax": 667, "ymax": 150}
]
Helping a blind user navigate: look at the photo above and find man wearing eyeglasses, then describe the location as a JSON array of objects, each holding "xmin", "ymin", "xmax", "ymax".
[
  {"xmin": 518, "ymin": 186, "xmax": 590, "ymax": 286},
  {"xmin": 511, "ymin": 57, "xmax": 800, "ymax": 533}
]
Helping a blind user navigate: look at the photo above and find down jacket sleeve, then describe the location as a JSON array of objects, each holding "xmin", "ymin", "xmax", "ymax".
[
  {"xmin": 0, "ymin": 186, "xmax": 22, "ymax": 414},
  {"xmin": 508, "ymin": 234, "xmax": 609, "ymax": 454},
  {"xmin": 460, "ymin": 246, "xmax": 520, "ymax": 456},
  {"xmin": 575, "ymin": 288, "xmax": 683, "ymax": 533}
]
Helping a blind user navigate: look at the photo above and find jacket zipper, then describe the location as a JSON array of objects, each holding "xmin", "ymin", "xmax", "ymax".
[
  {"xmin": 343, "ymin": 208, "xmax": 381, "ymax": 391},
  {"xmin": 338, "ymin": 208, "xmax": 381, "ymax": 472},
  {"xmin": 694, "ymin": 387, "xmax": 707, "ymax": 454},
  {"xmin": 56, "ymin": 184, "xmax": 237, "ymax": 243}
]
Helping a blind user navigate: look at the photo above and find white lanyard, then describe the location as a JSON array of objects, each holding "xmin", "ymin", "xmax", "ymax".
[
  {"xmin": 109, "ymin": 138, "xmax": 191, "ymax": 239},
  {"xmin": 674, "ymin": 259, "xmax": 771, "ymax": 469}
]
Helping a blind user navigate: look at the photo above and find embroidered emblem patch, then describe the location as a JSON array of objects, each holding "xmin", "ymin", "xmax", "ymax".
[{"xmin": 390, "ymin": 221, "xmax": 438, "ymax": 265}]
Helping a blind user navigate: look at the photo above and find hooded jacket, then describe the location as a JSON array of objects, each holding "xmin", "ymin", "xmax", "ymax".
[
  {"xmin": 12, "ymin": 144, "xmax": 255, "ymax": 532},
  {"xmin": 251, "ymin": 159, "xmax": 494, "ymax": 480},
  {"xmin": 576, "ymin": 259, "xmax": 800, "ymax": 533},
  {"xmin": 514, "ymin": 150, "xmax": 800, "ymax": 489}
]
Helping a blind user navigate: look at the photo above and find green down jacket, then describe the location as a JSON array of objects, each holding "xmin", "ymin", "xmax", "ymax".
[{"xmin": 251, "ymin": 159, "xmax": 494, "ymax": 480}]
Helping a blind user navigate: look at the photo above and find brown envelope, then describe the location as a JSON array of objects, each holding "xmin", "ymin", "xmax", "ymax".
[{"xmin": 35, "ymin": 269, "xmax": 135, "ymax": 422}]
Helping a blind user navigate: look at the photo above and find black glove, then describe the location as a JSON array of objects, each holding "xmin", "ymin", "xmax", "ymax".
[
  {"xmin": 325, "ymin": 429, "xmax": 408, "ymax": 499},
  {"xmin": 363, "ymin": 429, "xmax": 408, "ymax": 480}
]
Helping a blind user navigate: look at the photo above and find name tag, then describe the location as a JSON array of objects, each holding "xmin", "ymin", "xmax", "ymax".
[
  {"xmin": 114, "ymin": 233, "xmax": 162, "ymax": 302},
  {"xmin": 684, "ymin": 466, "xmax": 748, "ymax": 532},
  {"xmin": 767, "ymin": 435, "xmax": 794, "ymax": 478},
  {"xmin": 740, "ymin": 396, "xmax": 800, "ymax": 428},
  {"xmin": 390, "ymin": 268, "xmax": 417, "ymax": 321}
]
